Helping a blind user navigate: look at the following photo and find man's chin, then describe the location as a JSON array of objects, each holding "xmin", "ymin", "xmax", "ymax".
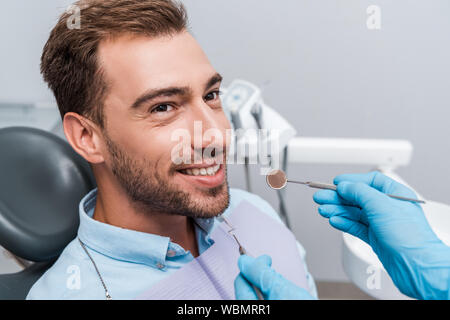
[{"xmin": 186, "ymin": 182, "xmax": 230, "ymax": 219}]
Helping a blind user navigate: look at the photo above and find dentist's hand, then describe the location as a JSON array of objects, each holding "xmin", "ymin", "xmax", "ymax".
[
  {"xmin": 234, "ymin": 254, "xmax": 315, "ymax": 300},
  {"xmin": 313, "ymin": 171, "xmax": 450, "ymax": 300}
]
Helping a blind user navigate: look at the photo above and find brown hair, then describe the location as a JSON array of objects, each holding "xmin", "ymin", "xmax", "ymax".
[{"xmin": 41, "ymin": 0, "xmax": 188, "ymax": 128}]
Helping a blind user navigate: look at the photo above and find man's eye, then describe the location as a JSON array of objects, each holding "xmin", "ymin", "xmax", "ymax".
[
  {"xmin": 205, "ymin": 90, "xmax": 222, "ymax": 102},
  {"xmin": 151, "ymin": 104, "xmax": 174, "ymax": 113}
]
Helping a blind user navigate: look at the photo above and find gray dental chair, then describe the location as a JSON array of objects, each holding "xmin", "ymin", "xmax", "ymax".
[{"xmin": 0, "ymin": 126, "xmax": 96, "ymax": 299}]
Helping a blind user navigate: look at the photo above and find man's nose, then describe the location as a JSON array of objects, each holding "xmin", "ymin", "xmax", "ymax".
[
  {"xmin": 188, "ymin": 100, "xmax": 225, "ymax": 148},
  {"xmin": 191, "ymin": 100, "xmax": 222, "ymax": 130}
]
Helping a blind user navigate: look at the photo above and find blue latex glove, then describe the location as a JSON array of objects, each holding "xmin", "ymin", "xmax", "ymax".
[
  {"xmin": 234, "ymin": 254, "xmax": 315, "ymax": 300},
  {"xmin": 313, "ymin": 171, "xmax": 450, "ymax": 300}
]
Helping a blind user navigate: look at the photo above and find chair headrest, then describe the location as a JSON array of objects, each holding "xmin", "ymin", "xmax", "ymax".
[{"xmin": 0, "ymin": 127, "xmax": 96, "ymax": 262}]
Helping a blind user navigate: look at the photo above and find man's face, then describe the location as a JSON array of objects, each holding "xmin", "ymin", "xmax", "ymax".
[{"xmin": 97, "ymin": 31, "xmax": 231, "ymax": 218}]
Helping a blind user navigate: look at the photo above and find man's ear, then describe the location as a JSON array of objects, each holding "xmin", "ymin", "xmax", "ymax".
[{"xmin": 63, "ymin": 112, "xmax": 105, "ymax": 164}]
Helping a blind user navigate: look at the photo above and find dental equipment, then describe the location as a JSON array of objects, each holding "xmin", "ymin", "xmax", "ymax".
[
  {"xmin": 217, "ymin": 216, "xmax": 265, "ymax": 300},
  {"xmin": 266, "ymin": 169, "xmax": 426, "ymax": 204},
  {"xmin": 250, "ymin": 101, "xmax": 291, "ymax": 228},
  {"xmin": 225, "ymin": 80, "xmax": 261, "ymax": 193},
  {"xmin": 222, "ymin": 79, "xmax": 297, "ymax": 228}
]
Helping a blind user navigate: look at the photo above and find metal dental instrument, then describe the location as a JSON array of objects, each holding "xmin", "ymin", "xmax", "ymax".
[
  {"xmin": 218, "ymin": 216, "xmax": 265, "ymax": 300},
  {"xmin": 266, "ymin": 169, "xmax": 426, "ymax": 204}
]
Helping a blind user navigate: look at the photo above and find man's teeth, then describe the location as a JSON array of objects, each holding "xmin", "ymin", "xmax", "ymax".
[{"xmin": 181, "ymin": 164, "xmax": 221, "ymax": 176}]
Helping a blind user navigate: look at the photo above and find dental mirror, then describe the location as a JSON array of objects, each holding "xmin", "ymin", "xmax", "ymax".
[
  {"xmin": 266, "ymin": 169, "xmax": 288, "ymax": 190},
  {"xmin": 265, "ymin": 169, "xmax": 426, "ymax": 204}
]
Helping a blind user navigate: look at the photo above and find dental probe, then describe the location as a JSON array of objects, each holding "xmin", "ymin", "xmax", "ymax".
[
  {"xmin": 266, "ymin": 169, "xmax": 426, "ymax": 204},
  {"xmin": 217, "ymin": 216, "xmax": 265, "ymax": 300}
]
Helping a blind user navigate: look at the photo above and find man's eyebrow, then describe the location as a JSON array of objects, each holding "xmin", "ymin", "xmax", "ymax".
[
  {"xmin": 130, "ymin": 73, "xmax": 223, "ymax": 110},
  {"xmin": 130, "ymin": 87, "xmax": 190, "ymax": 110},
  {"xmin": 205, "ymin": 73, "xmax": 223, "ymax": 90}
]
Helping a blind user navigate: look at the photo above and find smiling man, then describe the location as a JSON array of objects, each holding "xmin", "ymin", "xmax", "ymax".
[{"xmin": 26, "ymin": 0, "xmax": 317, "ymax": 299}]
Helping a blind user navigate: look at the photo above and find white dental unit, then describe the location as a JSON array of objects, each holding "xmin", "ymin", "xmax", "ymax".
[{"xmin": 1, "ymin": 80, "xmax": 449, "ymax": 300}]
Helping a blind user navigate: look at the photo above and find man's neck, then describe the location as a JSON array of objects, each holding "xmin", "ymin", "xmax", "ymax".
[{"xmin": 92, "ymin": 186, "xmax": 200, "ymax": 258}]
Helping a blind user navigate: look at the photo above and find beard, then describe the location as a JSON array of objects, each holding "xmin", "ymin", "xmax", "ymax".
[{"xmin": 103, "ymin": 132, "xmax": 230, "ymax": 219}]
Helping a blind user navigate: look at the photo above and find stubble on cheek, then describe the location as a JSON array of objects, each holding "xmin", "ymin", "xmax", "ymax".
[{"xmin": 104, "ymin": 133, "xmax": 230, "ymax": 218}]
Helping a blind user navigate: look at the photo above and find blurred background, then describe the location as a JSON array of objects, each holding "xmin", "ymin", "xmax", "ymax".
[{"xmin": 1, "ymin": 0, "xmax": 450, "ymax": 299}]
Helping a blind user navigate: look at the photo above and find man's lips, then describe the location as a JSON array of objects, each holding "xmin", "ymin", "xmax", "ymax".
[{"xmin": 175, "ymin": 163, "xmax": 225, "ymax": 188}]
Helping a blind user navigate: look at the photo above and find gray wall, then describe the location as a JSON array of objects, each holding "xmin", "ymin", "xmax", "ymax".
[
  {"xmin": 0, "ymin": 1, "xmax": 72, "ymax": 103},
  {"xmin": 1, "ymin": 0, "xmax": 450, "ymax": 282}
]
